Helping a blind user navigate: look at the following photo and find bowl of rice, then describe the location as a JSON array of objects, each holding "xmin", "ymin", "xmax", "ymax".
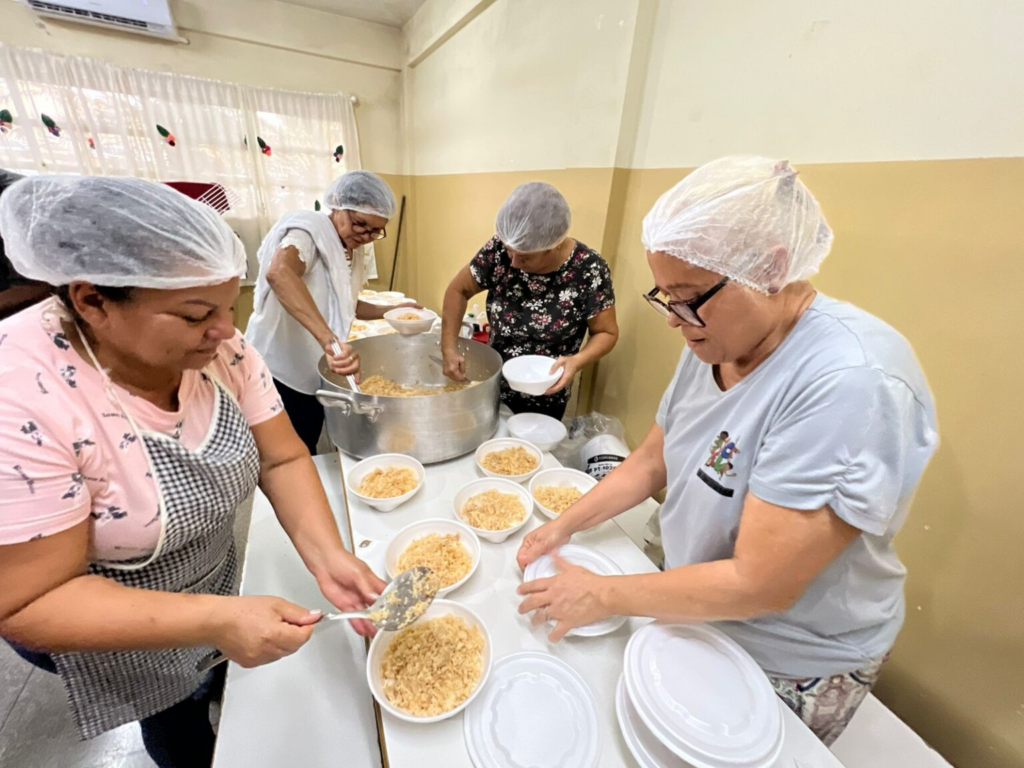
[
  {"xmin": 453, "ymin": 477, "xmax": 533, "ymax": 543},
  {"xmin": 474, "ymin": 438, "xmax": 543, "ymax": 484},
  {"xmin": 384, "ymin": 307, "xmax": 438, "ymax": 336},
  {"xmin": 347, "ymin": 453, "xmax": 425, "ymax": 512},
  {"xmin": 385, "ymin": 519, "xmax": 481, "ymax": 597},
  {"xmin": 367, "ymin": 600, "xmax": 492, "ymax": 724},
  {"xmin": 528, "ymin": 468, "xmax": 598, "ymax": 520}
]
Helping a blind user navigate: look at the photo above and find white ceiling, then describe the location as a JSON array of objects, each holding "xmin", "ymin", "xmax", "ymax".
[{"xmin": 278, "ymin": 0, "xmax": 428, "ymax": 27}]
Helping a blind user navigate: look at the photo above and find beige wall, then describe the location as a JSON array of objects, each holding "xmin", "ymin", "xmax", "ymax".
[{"xmin": 0, "ymin": 0, "xmax": 405, "ymax": 173}]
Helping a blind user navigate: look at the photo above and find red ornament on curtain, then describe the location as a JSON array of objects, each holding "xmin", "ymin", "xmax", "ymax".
[
  {"xmin": 333, "ymin": 144, "xmax": 344, "ymax": 162},
  {"xmin": 257, "ymin": 136, "xmax": 272, "ymax": 157}
]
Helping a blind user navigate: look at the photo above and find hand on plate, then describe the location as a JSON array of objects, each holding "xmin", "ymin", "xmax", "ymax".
[
  {"xmin": 544, "ymin": 355, "xmax": 579, "ymax": 395},
  {"xmin": 324, "ymin": 339, "xmax": 361, "ymax": 378},
  {"xmin": 516, "ymin": 519, "xmax": 570, "ymax": 570},
  {"xmin": 314, "ymin": 549, "xmax": 388, "ymax": 637},
  {"xmin": 517, "ymin": 554, "xmax": 610, "ymax": 643}
]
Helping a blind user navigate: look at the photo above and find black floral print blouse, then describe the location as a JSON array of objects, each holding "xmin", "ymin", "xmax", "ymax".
[{"xmin": 469, "ymin": 236, "xmax": 615, "ymax": 418}]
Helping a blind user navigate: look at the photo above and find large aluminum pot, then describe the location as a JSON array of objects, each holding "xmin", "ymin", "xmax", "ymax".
[{"xmin": 315, "ymin": 334, "xmax": 502, "ymax": 464}]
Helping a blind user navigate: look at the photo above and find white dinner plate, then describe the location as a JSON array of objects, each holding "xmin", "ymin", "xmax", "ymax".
[
  {"xmin": 464, "ymin": 652, "xmax": 599, "ymax": 768},
  {"xmin": 523, "ymin": 544, "xmax": 627, "ymax": 637},
  {"xmin": 623, "ymin": 624, "xmax": 784, "ymax": 767},
  {"xmin": 615, "ymin": 674, "xmax": 688, "ymax": 768}
]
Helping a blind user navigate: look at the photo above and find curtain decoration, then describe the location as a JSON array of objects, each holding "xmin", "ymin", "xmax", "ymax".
[{"xmin": 0, "ymin": 44, "xmax": 367, "ymax": 277}]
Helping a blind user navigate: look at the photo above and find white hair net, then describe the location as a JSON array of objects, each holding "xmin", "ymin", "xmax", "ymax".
[
  {"xmin": 323, "ymin": 170, "xmax": 396, "ymax": 218},
  {"xmin": 0, "ymin": 175, "xmax": 246, "ymax": 289},
  {"xmin": 495, "ymin": 182, "xmax": 571, "ymax": 252},
  {"xmin": 641, "ymin": 156, "xmax": 833, "ymax": 293}
]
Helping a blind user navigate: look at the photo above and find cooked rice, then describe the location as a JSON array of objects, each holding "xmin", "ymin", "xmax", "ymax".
[
  {"xmin": 357, "ymin": 467, "xmax": 418, "ymax": 498},
  {"xmin": 396, "ymin": 312, "xmax": 423, "ymax": 321},
  {"xmin": 361, "ymin": 374, "xmax": 469, "ymax": 398},
  {"xmin": 460, "ymin": 489, "xmax": 526, "ymax": 531},
  {"xmin": 480, "ymin": 446, "xmax": 539, "ymax": 476},
  {"xmin": 533, "ymin": 485, "xmax": 584, "ymax": 515},
  {"xmin": 351, "ymin": 321, "xmax": 369, "ymax": 333},
  {"xmin": 397, "ymin": 534, "xmax": 473, "ymax": 589},
  {"xmin": 380, "ymin": 615, "xmax": 485, "ymax": 717}
]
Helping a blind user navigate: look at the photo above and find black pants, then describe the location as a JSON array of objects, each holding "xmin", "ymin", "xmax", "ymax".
[
  {"xmin": 503, "ymin": 390, "xmax": 569, "ymax": 421},
  {"xmin": 8, "ymin": 641, "xmax": 225, "ymax": 768},
  {"xmin": 275, "ymin": 378, "xmax": 325, "ymax": 455}
]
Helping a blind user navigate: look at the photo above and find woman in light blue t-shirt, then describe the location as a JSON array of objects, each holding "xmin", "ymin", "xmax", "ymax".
[{"xmin": 516, "ymin": 156, "xmax": 938, "ymax": 745}]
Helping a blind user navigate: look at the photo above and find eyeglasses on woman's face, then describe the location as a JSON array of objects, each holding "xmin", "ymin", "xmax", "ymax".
[
  {"xmin": 643, "ymin": 276, "xmax": 729, "ymax": 328},
  {"xmin": 348, "ymin": 212, "xmax": 387, "ymax": 241}
]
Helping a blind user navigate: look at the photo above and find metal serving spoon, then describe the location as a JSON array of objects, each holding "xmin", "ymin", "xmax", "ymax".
[
  {"xmin": 330, "ymin": 339, "xmax": 361, "ymax": 394},
  {"xmin": 195, "ymin": 566, "xmax": 438, "ymax": 673}
]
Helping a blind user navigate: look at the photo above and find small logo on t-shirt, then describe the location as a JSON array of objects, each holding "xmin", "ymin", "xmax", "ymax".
[{"xmin": 697, "ymin": 430, "xmax": 741, "ymax": 497}]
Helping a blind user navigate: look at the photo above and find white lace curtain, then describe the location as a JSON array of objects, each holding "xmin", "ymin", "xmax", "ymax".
[{"xmin": 0, "ymin": 44, "xmax": 368, "ymax": 277}]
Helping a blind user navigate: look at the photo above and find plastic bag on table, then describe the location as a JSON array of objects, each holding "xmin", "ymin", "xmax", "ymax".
[{"xmin": 553, "ymin": 412, "xmax": 630, "ymax": 480}]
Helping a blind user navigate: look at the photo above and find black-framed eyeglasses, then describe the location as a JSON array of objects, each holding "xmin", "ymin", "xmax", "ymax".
[
  {"xmin": 349, "ymin": 213, "xmax": 387, "ymax": 241},
  {"xmin": 643, "ymin": 277, "xmax": 729, "ymax": 328}
]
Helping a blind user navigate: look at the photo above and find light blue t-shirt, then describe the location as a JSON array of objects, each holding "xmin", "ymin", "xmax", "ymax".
[{"xmin": 656, "ymin": 294, "xmax": 938, "ymax": 678}]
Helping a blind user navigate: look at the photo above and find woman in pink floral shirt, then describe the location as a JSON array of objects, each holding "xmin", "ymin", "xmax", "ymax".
[{"xmin": 0, "ymin": 176, "xmax": 384, "ymax": 768}]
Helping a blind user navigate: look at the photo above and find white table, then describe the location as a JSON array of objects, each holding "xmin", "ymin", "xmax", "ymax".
[
  {"xmin": 212, "ymin": 454, "xmax": 382, "ymax": 768},
  {"xmin": 215, "ymin": 448, "xmax": 845, "ymax": 768}
]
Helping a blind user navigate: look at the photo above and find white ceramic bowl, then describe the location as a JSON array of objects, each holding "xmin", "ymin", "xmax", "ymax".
[
  {"xmin": 367, "ymin": 600, "xmax": 492, "ymax": 724},
  {"xmin": 474, "ymin": 438, "xmax": 543, "ymax": 484},
  {"xmin": 502, "ymin": 355, "xmax": 562, "ymax": 396},
  {"xmin": 453, "ymin": 477, "xmax": 533, "ymax": 543},
  {"xmin": 346, "ymin": 453, "xmax": 425, "ymax": 512},
  {"xmin": 506, "ymin": 412, "xmax": 567, "ymax": 452},
  {"xmin": 378, "ymin": 291, "xmax": 406, "ymax": 300},
  {"xmin": 527, "ymin": 468, "xmax": 598, "ymax": 520},
  {"xmin": 384, "ymin": 307, "xmax": 438, "ymax": 336},
  {"xmin": 385, "ymin": 518, "xmax": 481, "ymax": 597}
]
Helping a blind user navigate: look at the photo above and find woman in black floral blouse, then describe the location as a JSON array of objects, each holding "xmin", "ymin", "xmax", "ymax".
[{"xmin": 441, "ymin": 182, "xmax": 618, "ymax": 419}]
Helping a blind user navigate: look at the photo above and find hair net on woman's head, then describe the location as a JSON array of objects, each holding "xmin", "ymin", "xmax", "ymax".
[
  {"xmin": 641, "ymin": 156, "xmax": 833, "ymax": 293},
  {"xmin": 495, "ymin": 182, "xmax": 571, "ymax": 252},
  {"xmin": 0, "ymin": 175, "xmax": 246, "ymax": 290},
  {"xmin": 323, "ymin": 170, "xmax": 396, "ymax": 218}
]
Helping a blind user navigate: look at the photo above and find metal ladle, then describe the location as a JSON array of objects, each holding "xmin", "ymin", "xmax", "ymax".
[
  {"xmin": 195, "ymin": 566, "xmax": 438, "ymax": 673},
  {"xmin": 330, "ymin": 339, "xmax": 361, "ymax": 394}
]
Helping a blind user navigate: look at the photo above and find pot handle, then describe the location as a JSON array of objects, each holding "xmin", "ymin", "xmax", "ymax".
[{"xmin": 315, "ymin": 389, "xmax": 385, "ymax": 423}]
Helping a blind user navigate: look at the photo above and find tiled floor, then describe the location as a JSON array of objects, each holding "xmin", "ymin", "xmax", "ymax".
[{"xmin": 0, "ymin": 642, "xmax": 154, "ymax": 768}]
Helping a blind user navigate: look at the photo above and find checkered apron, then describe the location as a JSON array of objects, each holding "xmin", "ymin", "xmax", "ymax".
[{"xmin": 52, "ymin": 382, "xmax": 260, "ymax": 740}]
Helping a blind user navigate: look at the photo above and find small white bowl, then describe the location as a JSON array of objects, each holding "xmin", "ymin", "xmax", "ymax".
[
  {"xmin": 367, "ymin": 600, "xmax": 492, "ymax": 724},
  {"xmin": 507, "ymin": 413, "xmax": 567, "ymax": 452},
  {"xmin": 385, "ymin": 518, "xmax": 481, "ymax": 597},
  {"xmin": 347, "ymin": 454, "xmax": 425, "ymax": 512},
  {"xmin": 453, "ymin": 477, "xmax": 533, "ymax": 543},
  {"xmin": 378, "ymin": 291, "xmax": 406, "ymax": 300},
  {"xmin": 384, "ymin": 307, "xmax": 438, "ymax": 336},
  {"xmin": 475, "ymin": 438, "xmax": 543, "ymax": 484},
  {"xmin": 528, "ymin": 468, "xmax": 598, "ymax": 520},
  {"xmin": 502, "ymin": 355, "xmax": 563, "ymax": 396}
]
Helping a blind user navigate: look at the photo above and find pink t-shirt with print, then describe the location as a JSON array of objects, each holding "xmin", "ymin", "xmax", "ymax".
[{"xmin": 0, "ymin": 298, "xmax": 283, "ymax": 561}]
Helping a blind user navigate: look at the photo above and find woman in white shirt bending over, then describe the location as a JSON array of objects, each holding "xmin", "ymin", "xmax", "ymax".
[{"xmin": 247, "ymin": 171, "xmax": 416, "ymax": 452}]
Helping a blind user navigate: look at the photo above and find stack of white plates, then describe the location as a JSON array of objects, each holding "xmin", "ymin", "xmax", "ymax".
[
  {"xmin": 464, "ymin": 652, "xmax": 599, "ymax": 768},
  {"xmin": 617, "ymin": 624, "xmax": 785, "ymax": 768}
]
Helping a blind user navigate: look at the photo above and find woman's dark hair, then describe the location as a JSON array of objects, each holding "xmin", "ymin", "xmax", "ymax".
[{"xmin": 55, "ymin": 284, "xmax": 135, "ymax": 323}]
